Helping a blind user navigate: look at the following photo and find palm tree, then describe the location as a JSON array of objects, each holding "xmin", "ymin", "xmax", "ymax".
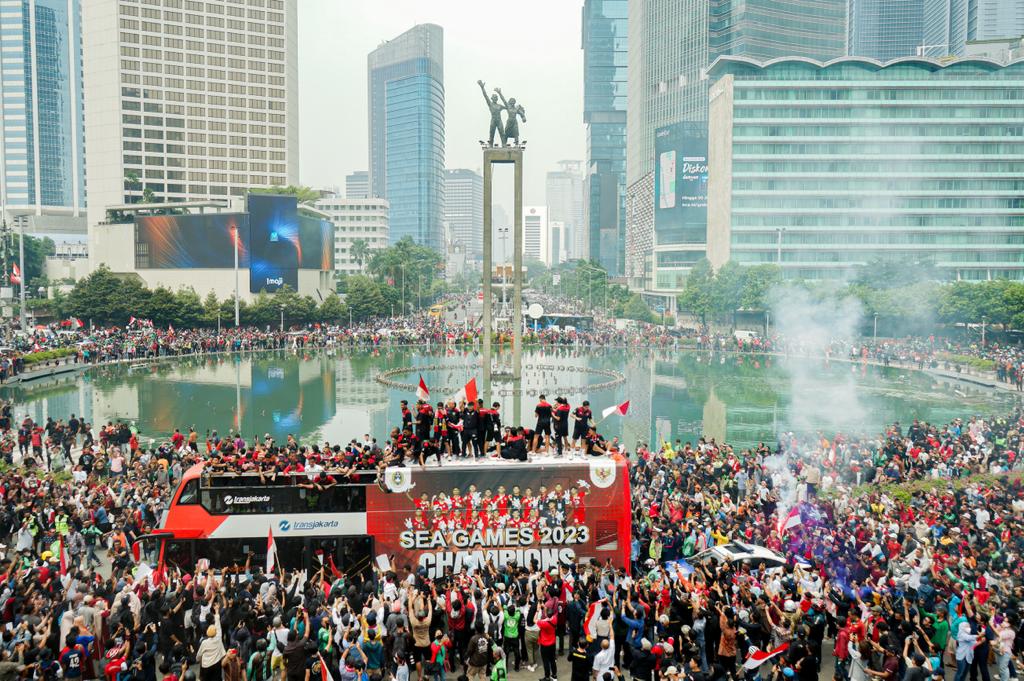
[{"xmin": 350, "ymin": 238, "xmax": 370, "ymax": 270}]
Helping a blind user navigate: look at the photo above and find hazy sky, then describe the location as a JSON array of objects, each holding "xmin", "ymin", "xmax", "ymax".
[{"xmin": 297, "ymin": 0, "xmax": 586, "ymax": 206}]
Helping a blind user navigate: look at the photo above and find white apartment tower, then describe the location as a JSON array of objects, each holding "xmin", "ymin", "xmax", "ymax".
[
  {"xmin": 315, "ymin": 197, "xmax": 390, "ymax": 278},
  {"xmin": 82, "ymin": 0, "xmax": 299, "ymax": 241},
  {"xmin": 523, "ymin": 206, "xmax": 550, "ymax": 266}
]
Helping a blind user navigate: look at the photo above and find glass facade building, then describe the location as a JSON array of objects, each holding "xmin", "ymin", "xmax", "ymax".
[
  {"xmin": 444, "ymin": 168, "xmax": 482, "ymax": 259},
  {"xmin": 848, "ymin": 0, "xmax": 925, "ymax": 60},
  {"xmin": 923, "ymin": 0, "xmax": 1024, "ymax": 57},
  {"xmin": 582, "ymin": 0, "xmax": 627, "ymax": 275},
  {"xmin": 0, "ymin": 0, "xmax": 85, "ymax": 212},
  {"xmin": 368, "ymin": 24, "xmax": 445, "ymax": 252},
  {"xmin": 708, "ymin": 0, "xmax": 847, "ymax": 61},
  {"xmin": 706, "ymin": 56, "xmax": 1024, "ymax": 281}
]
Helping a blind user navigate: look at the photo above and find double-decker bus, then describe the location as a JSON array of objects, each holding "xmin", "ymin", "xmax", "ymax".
[{"xmin": 143, "ymin": 458, "xmax": 631, "ymax": 578}]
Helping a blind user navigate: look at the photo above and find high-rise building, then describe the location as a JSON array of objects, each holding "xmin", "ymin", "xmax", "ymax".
[
  {"xmin": 625, "ymin": 0, "xmax": 846, "ymax": 306},
  {"xmin": 708, "ymin": 0, "xmax": 847, "ymax": 61},
  {"xmin": 368, "ymin": 24, "xmax": 445, "ymax": 252},
  {"xmin": 0, "ymin": 0, "xmax": 85, "ymax": 219},
  {"xmin": 706, "ymin": 56, "xmax": 1024, "ymax": 281},
  {"xmin": 523, "ymin": 206, "xmax": 550, "ymax": 266},
  {"xmin": 847, "ymin": 0, "xmax": 925, "ymax": 59},
  {"xmin": 922, "ymin": 0, "xmax": 1024, "ymax": 56},
  {"xmin": 345, "ymin": 170, "xmax": 369, "ymax": 199},
  {"xmin": 444, "ymin": 168, "xmax": 482, "ymax": 259},
  {"xmin": 545, "ymin": 161, "xmax": 584, "ymax": 262},
  {"xmin": 582, "ymin": 0, "xmax": 627, "ymax": 275},
  {"xmin": 82, "ymin": 0, "xmax": 299, "ymax": 236},
  {"xmin": 315, "ymin": 197, "xmax": 389, "ymax": 278}
]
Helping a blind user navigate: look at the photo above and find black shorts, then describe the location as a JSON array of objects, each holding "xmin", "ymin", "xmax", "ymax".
[
  {"xmin": 535, "ymin": 421, "xmax": 551, "ymax": 435},
  {"xmin": 572, "ymin": 426, "xmax": 587, "ymax": 440},
  {"xmin": 414, "ymin": 645, "xmax": 432, "ymax": 662}
]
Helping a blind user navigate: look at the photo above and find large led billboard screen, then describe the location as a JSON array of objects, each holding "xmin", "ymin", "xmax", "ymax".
[
  {"xmin": 135, "ymin": 214, "xmax": 250, "ymax": 269},
  {"xmin": 248, "ymin": 194, "xmax": 299, "ymax": 293},
  {"xmin": 298, "ymin": 213, "xmax": 334, "ymax": 271},
  {"xmin": 654, "ymin": 122, "xmax": 708, "ymax": 246}
]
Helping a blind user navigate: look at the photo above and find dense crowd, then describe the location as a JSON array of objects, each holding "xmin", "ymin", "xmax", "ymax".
[{"xmin": 0, "ymin": 324, "xmax": 1023, "ymax": 681}]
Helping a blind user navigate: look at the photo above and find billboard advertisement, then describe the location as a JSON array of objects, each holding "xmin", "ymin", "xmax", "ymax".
[
  {"xmin": 367, "ymin": 460, "xmax": 631, "ymax": 578},
  {"xmin": 135, "ymin": 214, "xmax": 249, "ymax": 269},
  {"xmin": 298, "ymin": 213, "xmax": 335, "ymax": 271},
  {"xmin": 654, "ymin": 122, "xmax": 708, "ymax": 246},
  {"xmin": 248, "ymin": 194, "xmax": 299, "ymax": 293}
]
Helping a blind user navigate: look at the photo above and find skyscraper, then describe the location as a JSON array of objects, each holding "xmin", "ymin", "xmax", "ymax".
[
  {"xmin": 847, "ymin": 0, "xmax": 925, "ymax": 60},
  {"xmin": 922, "ymin": 0, "xmax": 1024, "ymax": 56},
  {"xmin": 523, "ymin": 206, "xmax": 550, "ymax": 266},
  {"xmin": 708, "ymin": 0, "xmax": 847, "ymax": 61},
  {"xmin": 82, "ymin": 0, "xmax": 299, "ymax": 229},
  {"xmin": 625, "ymin": 0, "xmax": 846, "ymax": 303},
  {"xmin": 545, "ymin": 161, "xmax": 584, "ymax": 262},
  {"xmin": 444, "ymin": 168, "xmax": 482, "ymax": 259},
  {"xmin": 345, "ymin": 170, "xmax": 369, "ymax": 199},
  {"xmin": 0, "ymin": 0, "xmax": 85, "ymax": 217},
  {"xmin": 582, "ymin": 0, "xmax": 627, "ymax": 275},
  {"xmin": 368, "ymin": 24, "xmax": 445, "ymax": 252}
]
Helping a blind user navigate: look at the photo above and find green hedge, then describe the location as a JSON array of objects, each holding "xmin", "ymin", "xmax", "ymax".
[
  {"xmin": 935, "ymin": 352, "xmax": 996, "ymax": 372},
  {"xmin": 21, "ymin": 347, "xmax": 78, "ymax": 365}
]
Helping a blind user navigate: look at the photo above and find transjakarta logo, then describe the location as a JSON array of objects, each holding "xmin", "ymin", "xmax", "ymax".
[
  {"xmin": 278, "ymin": 519, "xmax": 339, "ymax": 532},
  {"xmin": 266, "ymin": 277, "xmax": 284, "ymax": 286},
  {"xmin": 223, "ymin": 494, "xmax": 270, "ymax": 505}
]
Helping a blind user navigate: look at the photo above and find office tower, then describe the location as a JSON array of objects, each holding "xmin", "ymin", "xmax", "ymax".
[
  {"xmin": 523, "ymin": 206, "xmax": 550, "ymax": 266},
  {"xmin": 545, "ymin": 161, "xmax": 584, "ymax": 263},
  {"xmin": 0, "ymin": 0, "xmax": 85, "ymax": 219},
  {"xmin": 444, "ymin": 168, "xmax": 483, "ymax": 259},
  {"xmin": 625, "ymin": 0, "xmax": 846, "ymax": 305},
  {"xmin": 368, "ymin": 23, "xmax": 445, "ymax": 252},
  {"xmin": 82, "ymin": 0, "xmax": 299, "ymax": 231},
  {"xmin": 706, "ymin": 57, "xmax": 1024, "ymax": 281},
  {"xmin": 922, "ymin": 0, "xmax": 1024, "ymax": 56},
  {"xmin": 345, "ymin": 170, "xmax": 369, "ymax": 199},
  {"xmin": 847, "ymin": 0, "xmax": 924, "ymax": 59},
  {"xmin": 315, "ymin": 197, "xmax": 389, "ymax": 277},
  {"xmin": 582, "ymin": 0, "xmax": 627, "ymax": 275},
  {"xmin": 708, "ymin": 0, "xmax": 847, "ymax": 61}
]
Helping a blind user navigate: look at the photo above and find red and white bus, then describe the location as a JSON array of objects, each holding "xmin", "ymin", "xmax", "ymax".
[{"xmin": 145, "ymin": 458, "xmax": 632, "ymax": 578}]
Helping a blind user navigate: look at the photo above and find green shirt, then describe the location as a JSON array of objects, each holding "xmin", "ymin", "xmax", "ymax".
[
  {"xmin": 503, "ymin": 611, "xmax": 521, "ymax": 639},
  {"xmin": 491, "ymin": 658, "xmax": 507, "ymax": 681}
]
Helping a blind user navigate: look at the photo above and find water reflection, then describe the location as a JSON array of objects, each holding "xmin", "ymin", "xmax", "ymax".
[{"xmin": 0, "ymin": 348, "xmax": 1015, "ymax": 450}]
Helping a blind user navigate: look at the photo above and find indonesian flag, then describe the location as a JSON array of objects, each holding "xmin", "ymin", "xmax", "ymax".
[
  {"xmin": 9, "ymin": 263, "xmax": 20, "ymax": 285},
  {"xmin": 743, "ymin": 643, "xmax": 789, "ymax": 670},
  {"xmin": 601, "ymin": 400, "xmax": 630, "ymax": 419},
  {"xmin": 128, "ymin": 316, "xmax": 137, "ymax": 327},
  {"xmin": 777, "ymin": 507, "xmax": 802, "ymax": 536},
  {"xmin": 583, "ymin": 601, "xmax": 603, "ymax": 641},
  {"xmin": 266, "ymin": 527, "xmax": 277, "ymax": 574},
  {"xmin": 317, "ymin": 654, "xmax": 330, "ymax": 681},
  {"xmin": 72, "ymin": 317, "xmax": 84, "ymax": 329},
  {"xmin": 416, "ymin": 374, "xmax": 430, "ymax": 402},
  {"xmin": 453, "ymin": 377, "xmax": 479, "ymax": 404},
  {"xmin": 58, "ymin": 535, "xmax": 68, "ymax": 576}
]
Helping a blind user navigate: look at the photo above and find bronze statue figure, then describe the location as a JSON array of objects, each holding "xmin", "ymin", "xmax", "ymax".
[
  {"xmin": 478, "ymin": 80, "xmax": 506, "ymax": 147},
  {"xmin": 479, "ymin": 80, "xmax": 526, "ymax": 147}
]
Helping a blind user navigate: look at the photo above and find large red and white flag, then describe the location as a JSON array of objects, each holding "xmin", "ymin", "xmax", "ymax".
[
  {"xmin": 777, "ymin": 507, "xmax": 802, "ymax": 536},
  {"xmin": 601, "ymin": 400, "xmax": 630, "ymax": 419},
  {"xmin": 9, "ymin": 263, "xmax": 20, "ymax": 285},
  {"xmin": 743, "ymin": 643, "xmax": 789, "ymax": 670},
  {"xmin": 317, "ymin": 654, "xmax": 331, "ymax": 681},
  {"xmin": 58, "ymin": 535, "xmax": 68, "ymax": 576},
  {"xmin": 416, "ymin": 374, "xmax": 430, "ymax": 402},
  {"xmin": 266, "ymin": 527, "xmax": 277, "ymax": 574},
  {"xmin": 453, "ymin": 377, "xmax": 478, "ymax": 404},
  {"xmin": 583, "ymin": 601, "xmax": 602, "ymax": 641}
]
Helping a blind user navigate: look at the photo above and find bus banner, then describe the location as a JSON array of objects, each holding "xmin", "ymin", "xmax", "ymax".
[{"xmin": 366, "ymin": 460, "xmax": 631, "ymax": 578}]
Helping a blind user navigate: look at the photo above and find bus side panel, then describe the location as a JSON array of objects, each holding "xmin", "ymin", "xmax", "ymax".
[{"xmin": 366, "ymin": 460, "xmax": 630, "ymax": 579}]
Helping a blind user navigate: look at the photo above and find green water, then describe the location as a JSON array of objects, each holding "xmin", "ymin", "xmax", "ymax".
[{"xmin": 1, "ymin": 348, "xmax": 1017, "ymax": 451}]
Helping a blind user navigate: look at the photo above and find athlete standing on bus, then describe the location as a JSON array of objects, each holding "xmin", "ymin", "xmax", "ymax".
[
  {"xmin": 570, "ymin": 401, "xmax": 592, "ymax": 453},
  {"xmin": 462, "ymin": 402, "xmax": 481, "ymax": 459},
  {"xmin": 533, "ymin": 395, "xmax": 553, "ymax": 454},
  {"xmin": 552, "ymin": 398, "xmax": 571, "ymax": 457}
]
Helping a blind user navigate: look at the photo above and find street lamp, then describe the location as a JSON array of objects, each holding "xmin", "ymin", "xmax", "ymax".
[
  {"xmin": 982, "ymin": 315, "xmax": 987, "ymax": 347},
  {"xmin": 873, "ymin": 313, "xmax": 879, "ymax": 342},
  {"xmin": 279, "ymin": 304, "xmax": 285, "ymax": 332},
  {"xmin": 400, "ymin": 264, "xmax": 406, "ymax": 314},
  {"xmin": 231, "ymin": 225, "xmax": 240, "ymax": 327}
]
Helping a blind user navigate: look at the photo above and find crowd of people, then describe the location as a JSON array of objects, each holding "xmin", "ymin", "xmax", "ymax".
[{"xmin": 0, "ymin": 315, "xmax": 1023, "ymax": 681}]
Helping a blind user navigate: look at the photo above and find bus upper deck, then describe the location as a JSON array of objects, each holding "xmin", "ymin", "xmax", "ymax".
[{"xmin": 153, "ymin": 456, "xmax": 632, "ymax": 577}]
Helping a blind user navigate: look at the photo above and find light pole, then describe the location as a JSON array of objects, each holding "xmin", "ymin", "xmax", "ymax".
[
  {"xmin": 982, "ymin": 315, "xmax": 987, "ymax": 347},
  {"xmin": 18, "ymin": 218, "xmax": 24, "ymax": 330},
  {"xmin": 400, "ymin": 264, "xmax": 406, "ymax": 314},
  {"xmin": 873, "ymin": 313, "xmax": 878, "ymax": 342},
  {"xmin": 498, "ymin": 227, "xmax": 510, "ymax": 318},
  {"xmin": 279, "ymin": 304, "xmax": 285, "ymax": 332},
  {"xmin": 231, "ymin": 225, "xmax": 240, "ymax": 326}
]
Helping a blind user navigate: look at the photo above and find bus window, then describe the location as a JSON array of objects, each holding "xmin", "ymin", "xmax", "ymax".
[
  {"xmin": 177, "ymin": 479, "xmax": 199, "ymax": 505},
  {"xmin": 165, "ymin": 540, "xmax": 194, "ymax": 569}
]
